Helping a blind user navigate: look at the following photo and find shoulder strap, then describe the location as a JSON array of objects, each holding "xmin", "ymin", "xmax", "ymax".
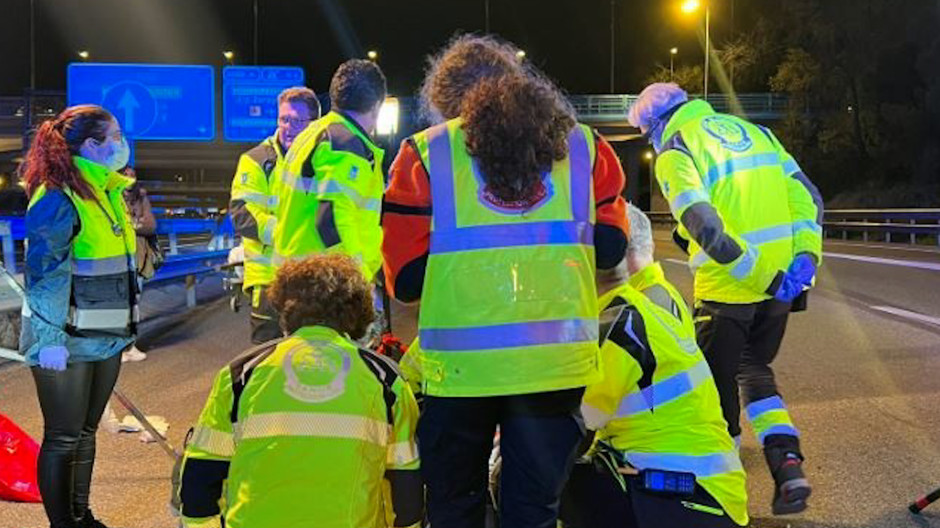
[{"xmin": 228, "ymin": 338, "xmax": 284, "ymax": 423}]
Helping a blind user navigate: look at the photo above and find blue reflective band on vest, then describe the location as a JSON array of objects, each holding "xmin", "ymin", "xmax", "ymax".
[
  {"xmin": 568, "ymin": 126, "xmax": 592, "ymax": 222},
  {"xmin": 427, "ymin": 124, "xmax": 457, "ymax": 231},
  {"xmin": 705, "ymin": 152, "xmax": 781, "ymax": 188},
  {"xmin": 616, "ymin": 359, "xmax": 713, "ymax": 417},
  {"xmin": 419, "ymin": 318, "xmax": 598, "ymax": 352},
  {"xmin": 730, "ymin": 245, "xmax": 758, "ymax": 280},
  {"xmin": 745, "ymin": 395, "xmax": 786, "ymax": 421},
  {"xmin": 669, "ymin": 189, "xmax": 710, "ymax": 214},
  {"xmin": 429, "ymin": 220, "xmax": 593, "ymax": 254},
  {"xmin": 691, "ymin": 220, "xmax": 813, "ymax": 270},
  {"xmin": 792, "ymin": 220, "xmax": 822, "ymax": 234},
  {"xmin": 625, "ymin": 450, "xmax": 743, "ymax": 478},
  {"xmin": 782, "ymin": 159, "xmax": 801, "ymax": 177}
]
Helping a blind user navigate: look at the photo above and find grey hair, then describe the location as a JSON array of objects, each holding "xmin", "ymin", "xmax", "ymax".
[{"xmin": 627, "ymin": 203, "xmax": 655, "ymax": 258}]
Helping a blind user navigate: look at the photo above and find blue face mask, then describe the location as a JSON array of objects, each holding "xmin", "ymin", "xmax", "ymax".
[{"xmin": 102, "ymin": 136, "xmax": 130, "ymax": 172}]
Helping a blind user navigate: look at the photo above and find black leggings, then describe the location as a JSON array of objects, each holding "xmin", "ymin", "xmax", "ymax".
[{"xmin": 31, "ymin": 353, "xmax": 121, "ymax": 527}]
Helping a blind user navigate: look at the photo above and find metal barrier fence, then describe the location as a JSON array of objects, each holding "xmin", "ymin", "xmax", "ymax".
[
  {"xmin": 647, "ymin": 209, "xmax": 940, "ymax": 247},
  {"xmin": 569, "ymin": 93, "xmax": 790, "ymax": 123},
  {"xmin": 0, "ymin": 216, "xmax": 237, "ymax": 308}
]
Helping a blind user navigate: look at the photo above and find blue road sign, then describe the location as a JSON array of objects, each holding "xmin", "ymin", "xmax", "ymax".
[
  {"xmin": 223, "ymin": 66, "xmax": 305, "ymax": 142},
  {"xmin": 67, "ymin": 63, "xmax": 215, "ymax": 141}
]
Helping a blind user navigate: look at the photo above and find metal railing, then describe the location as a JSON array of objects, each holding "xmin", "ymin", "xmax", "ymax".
[
  {"xmin": 570, "ymin": 93, "xmax": 789, "ymax": 123},
  {"xmin": 647, "ymin": 209, "xmax": 940, "ymax": 247}
]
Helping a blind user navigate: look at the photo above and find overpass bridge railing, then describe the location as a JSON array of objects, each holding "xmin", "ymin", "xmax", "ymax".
[
  {"xmin": 570, "ymin": 93, "xmax": 789, "ymax": 123},
  {"xmin": 648, "ymin": 209, "xmax": 940, "ymax": 248}
]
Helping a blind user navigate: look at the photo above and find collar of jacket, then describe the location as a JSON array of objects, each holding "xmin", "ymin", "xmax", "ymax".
[
  {"xmin": 628, "ymin": 262, "xmax": 667, "ymax": 293},
  {"xmin": 72, "ymin": 156, "xmax": 134, "ymax": 193},
  {"xmin": 333, "ymin": 110, "xmax": 378, "ymax": 150},
  {"xmin": 661, "ymin": 99, "xmax": 716, "ymax": 144}
]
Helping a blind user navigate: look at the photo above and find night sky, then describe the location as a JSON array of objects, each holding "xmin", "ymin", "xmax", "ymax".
[{"xmin": 0, "ymin": 0, "xmax": 749, "ymax": 98}]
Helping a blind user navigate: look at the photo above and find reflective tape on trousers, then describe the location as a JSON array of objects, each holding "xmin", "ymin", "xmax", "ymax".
[{"xmin": 69, "ymin": 308, "xmax": 130, "ymax": 330}]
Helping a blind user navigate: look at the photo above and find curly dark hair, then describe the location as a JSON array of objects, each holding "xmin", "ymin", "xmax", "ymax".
[
  {"xmin": 461, "ymin": 73, "xmax": 577, "ymax": 203},
  {"xmin": 268, "ymin": 254, "xmax": 375, "ymax": 339},
  {"xmin": 329, "ymin": 59, "xmax": 387, "ymax": 114},
  {"xmin": 419, "ymin": 34, "xmax": 523, "ymax": 123}
]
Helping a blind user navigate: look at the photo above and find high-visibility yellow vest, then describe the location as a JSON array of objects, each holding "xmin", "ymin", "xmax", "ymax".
[
  {"xmin": 274, "ymin": 112, "xmax": 384, "ymax": 279},
  {"xmin": 655, "ymin": 100, "xmax": 823, "ymax": 304},
  {"xmin": 27, "ymin": 156, "xmax": 137, "ymax": 336},
  {"xmin": 181, "ymin": 325, "xmax": 420, "ymax": 528},
  {"xmin": 230, "ymin": 136, "xmax": 283, "ymax": 291},
  {"xmin": 413, "ymin": 118, "xmax": 601, "ymax": 397},
  {"xmin": 584, "ymin": 271, "xmax": 748, "ymax": 526}
]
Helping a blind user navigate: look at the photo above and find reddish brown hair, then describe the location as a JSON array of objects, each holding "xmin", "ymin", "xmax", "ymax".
[
  {"xmin": 268, "ymin": 254, "xmax": 375, "ymax": 339},
  {"xmin": 20, "ymin": 105, "xmax": 114, "ymax": 200},
  {"xmin": 461, "ymin": 74, "xmax": 576, "ymax": 202}
]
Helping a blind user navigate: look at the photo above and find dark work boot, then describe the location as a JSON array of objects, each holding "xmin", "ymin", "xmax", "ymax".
[
  {"xmin": 76, "ymin": 510, "xmax": 110, "ymax": 528},
  {"xmin": 765, "ymin": 446, "xmax": 812, "ymax": 515}
]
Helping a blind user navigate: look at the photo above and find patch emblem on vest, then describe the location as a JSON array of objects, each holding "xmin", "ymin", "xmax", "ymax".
[
  {"xmin": 474, "ymin": 159, "xmax": 555, "ymax": 214},
  {"xmin": 282, "ymin": 340, "xmax": 351, "ymax": 403},
  {"xmin": 701, "ymin": 116, "xmax": 753, "ymax": 153},
  {"xmin": 240, "ymin": 172, "xmax": 249, "ymax": 185},
  {"xmin": 348, "ymin": 165, "xmax": 359, "ymax": 181}
]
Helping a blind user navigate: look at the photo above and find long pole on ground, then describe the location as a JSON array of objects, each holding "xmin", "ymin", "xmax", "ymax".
[{"xmin": 609, "ymin": 0, "xmax": 615, "ymax": 93}]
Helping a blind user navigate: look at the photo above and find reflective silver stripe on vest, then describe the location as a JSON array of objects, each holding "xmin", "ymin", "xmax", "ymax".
[
  {"xmin": 624, "ymin": 450, "xmax": 743, "ymax": 477},
  {"xmin": 72, "ymin": 255, "xmax": 130, "ymax": 276},
  {"xmin": 69, "ymin": 308, "xmax": 131, "ymax": 330},
  {"xmin": 232, "ymin": 191, "xmax": 278, "ymax": 209},
  {"xmin": 315, "ymin": 180, "xmax": 381, "ymax": 213},
  {"xmin": 616, "ymin": 359, "xmax": 713, "ymax": 417},
  {"xmin": 234, "ymin": 411, "xmax": 390, "ymax": 446},
  {"xmin": 689, "ymin": 221, "xmax": 805, "ymax": 270}
]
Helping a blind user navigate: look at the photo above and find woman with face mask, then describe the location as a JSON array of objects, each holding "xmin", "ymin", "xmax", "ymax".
[{"xmin": 19, "ymin": 104, "xmax": 137, "ymax": 528}]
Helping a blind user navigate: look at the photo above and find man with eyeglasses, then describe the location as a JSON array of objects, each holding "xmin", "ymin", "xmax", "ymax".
[{"xmin": 230, "ymin": 87, "xmax": 321, "ymax": 344}]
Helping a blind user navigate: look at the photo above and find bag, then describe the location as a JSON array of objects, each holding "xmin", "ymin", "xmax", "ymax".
[
  {"xmin": 0, "ymin": 413, "xmax": 41, "ymax": 503},
  {"xmin": 137, "ymin": 234, "xmax": 165, "ymax": 280}
]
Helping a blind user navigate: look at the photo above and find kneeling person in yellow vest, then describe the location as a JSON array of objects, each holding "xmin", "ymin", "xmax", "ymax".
[
  {"xmin": 230, "ymin": 87, "xmax": 321, "ymax": 344},
  {"xmin": 179, "ymin": 254, "xmax": 422, "ymax": 528},
  {"xmin": 274, "ymin": 60, "xmax": 386, "ymax": 280},
  {"xmin": 561, "ymin": 205, "xmax": 748, "ymax": 528}
]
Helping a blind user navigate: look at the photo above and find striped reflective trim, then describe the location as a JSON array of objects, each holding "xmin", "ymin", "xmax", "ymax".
[
  {"xmin": 705, "ymin": 153, "xmax": 781, "ymax": 188},
  {"xmin": 387, "ymin": 441, "xmax": 419, "ymax": 467},
  {"xmin": 420, "ymin": 318, "xmax": 598, "ymax": 352},
  {"xmin": 426, "ymin": 124, "xmax": 457, "ymax": 231},
  {"xmin": 624, "ymin": 450, "xmax": 743, "ymax": 477},
  {"xmin": 182, "ymin": 516, "xmax": 223, "ymax": 528},
  {"xmin": 316, "ymin": 180, "xmax": 381, "ymax": 212},
  {"xmin": 69, "ymin": 308, "xmax": 130, "ymax": 330},
  {"xmin": 190, "ymin": 425, "xmax": 235, "ymax": 457},
  {"xmin": 669, "ymin": 189, "xmax": 709, "ymax": 214},
  {"xmin": 568, "ymin": 126, "xmax": 592, "ymax": 222},
  {"xmin": 742, "ymin": 224, "xmax": 792, "ymax": 246},
  {"xmin": 429, "ymin": 221, "xmax": 592, "ymax": 254},
  {"xmin": 232, "ymin": 191, "xmax": 277, "ymax": 209},
  {"xmin": 235, "ymin": 411, "xmax": 390, "ymax": 446},
  {"xmin": 745, "ymin": 395, "xmax": 786, "ymax": 421},
  {"xmin": 792, "ymin": 220, "xmax": 822, "ymax": 235},
  {"xmin": 581, "ymin": 403, "xmax": 613, "ymax": 431},
  {"xmin": 261, "ymin": 217, "xmax": 276, "ymax": 246},
  {"xmin": 72, "ymin": 255, "xmax": 130, "ymax": 276},
  {"xmin": 782, "ymin": 159, "xmax": 801, "ymax": 176},
  {"xmin": 284, "ymin": 172, "xmax": 315, "ymax": 194},
  {"xmin": 730, "ymin": 245, "xmax": 758, "ymax": 280},
  {"xmin": 616, "ymin": 359, "xmax": 713, "ymax": 417}
]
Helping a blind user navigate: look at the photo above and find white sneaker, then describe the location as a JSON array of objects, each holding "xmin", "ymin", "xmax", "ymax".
[{"xmin": 122, "ymin": 346, "xmax": 147, "ymax": 363}]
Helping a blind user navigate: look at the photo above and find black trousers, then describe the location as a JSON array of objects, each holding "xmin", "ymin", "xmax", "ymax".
[
  {"xmin": 418, "ymin": 389, "xmax": 586, "ymax": 528},
  {"xmin": 249, "ymin": 285, "xmax": 281, "ymax": 344},
  {"xmin": 31, "ymin": 353, "xmax": 122, "ymax": 527},
  {"xmin": 560, "ymin": 462, "xmax": 740, "ymax": 528},
  {"xmin": 694, "ymin": 299, "xmax": 800, "ymax": 452}
]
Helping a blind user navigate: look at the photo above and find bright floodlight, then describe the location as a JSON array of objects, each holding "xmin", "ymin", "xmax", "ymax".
[
  {"xmin": 367, "ymin": 50, "xmax": 378, "ymax": 60},
  {"xmin": 376, "ymin": 97, "xmax": 399, "ymax": 136},
  {"xmin": 78, "ymin": 50, "xmax": 90, "ymax": 60},
  {"xmin": 681, "ymin": 0, "xmax": 701, "ymax": 13},
  {"xmin": 670, "ymin": 47, "xmax": 679, "ymax": 55},
  {"xmin": 516, "ymin": 50, "xmax": 526, "ymax": 59},
  {"xmin": 223, "ymin": 50, "xmax": 235, "ymax": 61},
  {"xmin": 644, "ymin": 151, "xmax": 654, "ymax": 161}
]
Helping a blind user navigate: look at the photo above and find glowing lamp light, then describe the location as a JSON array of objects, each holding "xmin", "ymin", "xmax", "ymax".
[
  {"xmin": 681, "ymin": 0, "xmax": 701, "ymax": 14},
  {"xmin": 376, "ymin": 97, "xmax": 400, "ymax": 136}
]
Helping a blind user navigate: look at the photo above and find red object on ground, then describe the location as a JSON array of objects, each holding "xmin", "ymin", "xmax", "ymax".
[
  {"xmin": 0, "ymin": 413, "xmax": 42, "ymax": 502},
  {"xmin": 377, "ymin": 333, "xmax": 409, "ymax": 362}
]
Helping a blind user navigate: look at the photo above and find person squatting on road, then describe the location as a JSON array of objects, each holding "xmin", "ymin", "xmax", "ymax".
[
  {"xmin": 381, "ymin": 35, "xmax": 629, "ymax": 528},
  {"xmin": 629, "ymin": 82, "xmax": 824, "ymax": 515},
  {"xmin": 560, "ymin": 205, "xmax": 748, "ymax": 528},
  {"xmin": 230, "ymin": 86, "xmax": 321, "ymax": 344},
  {"xmin": 20, "ymin": 104, "xmax": 139, "ymax": 528},
  {"xmin": 178, "ymin": 254, "xmax": 422, "ymax": 528}
]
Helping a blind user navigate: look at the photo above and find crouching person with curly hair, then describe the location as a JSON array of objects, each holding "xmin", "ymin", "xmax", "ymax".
[{"xmin": 178, "ymin": 254, "xmax": 423, "ymax": 528}]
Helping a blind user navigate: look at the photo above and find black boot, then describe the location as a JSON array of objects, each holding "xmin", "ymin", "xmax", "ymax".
[
  {"xmin": 76, "ymin": 509, "xmax": 109, "ymax": 528},
  {"xmin": 765, "ymin": 445, "xmax": 812, "ymax": 515}
]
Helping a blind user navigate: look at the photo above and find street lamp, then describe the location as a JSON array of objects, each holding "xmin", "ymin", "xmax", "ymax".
[
  {"xmin": 77, "ymin": 50, "xmax": 90, "ymax": 61},
  {"xmin": 516, "ymin": 50, "xmax": 526, "ymax": 60},
  {"xmin": 223, "ymin": 50, "xmax": 235, "ymax": 65},
  {"xmin": 669, "ymin": 47, "xmax": 678, "ymax": 81},
  {"xmin": 367, "ymin": 50, "xmax": 378, "ymax": 61},
  {"xmin": 680, "ymin": 0, "xmax": 710, "ymax": 98}
]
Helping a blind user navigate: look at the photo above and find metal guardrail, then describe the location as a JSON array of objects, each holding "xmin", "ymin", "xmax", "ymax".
[
  {"xmin": 0, "ymin": 215, "xmax": 237, "ymax": 308},
  {"xmin": 570, "ymin": 93, "xmax": 789, "ymax": 123},
  {"xmin": 647, "ymin": 209, "xmax": 940, "ymax": 247}
]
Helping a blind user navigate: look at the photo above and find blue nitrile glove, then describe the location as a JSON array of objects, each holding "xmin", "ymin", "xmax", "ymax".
[
  {"xmin": 38, "ymin": 345, "xmax": 69, "ymax": 371},
  {"xmin": 788, "ymin": 254, "xmax": 817, "ymax": 287},
  {"xmin": 774, "ymin": 274, "xmax": 804, "ymax": 303}
]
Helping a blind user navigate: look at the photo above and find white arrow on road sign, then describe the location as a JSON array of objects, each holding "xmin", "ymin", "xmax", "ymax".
[{"xmin": 118, "ymin": 89, "xmax": 141, "ymax": 133}]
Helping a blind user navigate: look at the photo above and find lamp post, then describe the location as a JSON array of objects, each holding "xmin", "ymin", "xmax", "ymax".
[
  {"xmin": 77, "ymin": 50, "xmax": 90, "ymax": 62},
  {"xmin": 681, "ymin": 0, "xmax": 710, "ymax": 98},
  {"xmin": 367, "ymin": 50, "xmax": 378, "ymax": 61},
  {"xmin": 223, "ymin": 50, "xmax": 235, "ymax": 65},
  {"xmin": 670, "ymin": 47, "xmax": 678, "ymax": 81}
]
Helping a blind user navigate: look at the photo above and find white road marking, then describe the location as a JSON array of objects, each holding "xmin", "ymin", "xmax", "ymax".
[
  {"xmin": 826, "ymin": 240, "xmax": 940, "ymax": 255},
  {"xmin": 823, "ymin": 252, "xmax": 940, "ymax": 272},
  {"xmin": 869, "ymin": 306, "xmax": 940, "ymax": 327}
]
